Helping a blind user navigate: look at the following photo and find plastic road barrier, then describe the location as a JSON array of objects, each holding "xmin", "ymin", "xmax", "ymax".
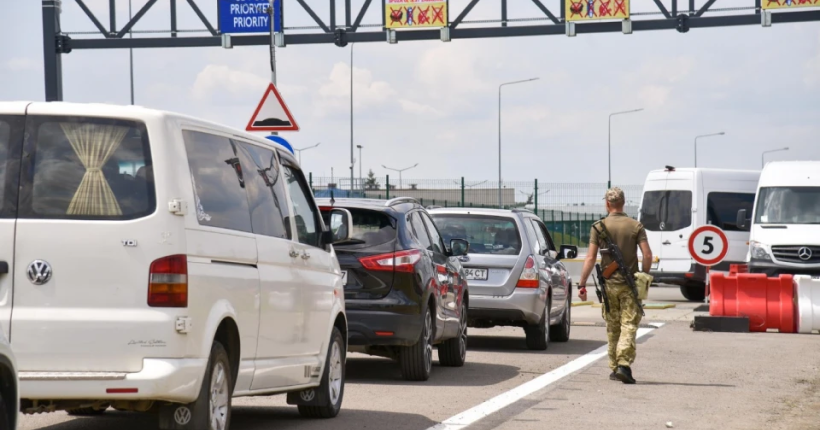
[
  {"xmin": 710, "ymin": 273, "xmax": 796, "ymax": 333},
  {"xmin": 795, "ymin": 275, "xmax": 820, "ymax": 334}
]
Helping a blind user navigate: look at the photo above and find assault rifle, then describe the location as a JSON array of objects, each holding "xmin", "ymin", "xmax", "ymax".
[{"xmin": 592, "ymin": 221, "xmax": 645, "ymax": 317}]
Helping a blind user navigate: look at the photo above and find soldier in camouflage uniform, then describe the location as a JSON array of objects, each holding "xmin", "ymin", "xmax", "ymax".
[{"xmin": 578, "ymin": 188, "xmax": 653, "ymax": 384}]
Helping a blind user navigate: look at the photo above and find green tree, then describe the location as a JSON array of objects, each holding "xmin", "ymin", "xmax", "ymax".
[{"xmin": 364, "ymin": 169, "xmax": 380, "ymax": 190}]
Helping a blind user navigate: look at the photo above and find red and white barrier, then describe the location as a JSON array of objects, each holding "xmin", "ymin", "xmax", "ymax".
[{"xmin": 709, "ymin": 273, "xmax": 796, "ymax": 333}]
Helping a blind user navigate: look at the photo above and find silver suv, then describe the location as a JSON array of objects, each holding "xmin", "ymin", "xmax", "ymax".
[{"xmin": 429, "ymin": 208, "xmax": 577, "ymax": 350}]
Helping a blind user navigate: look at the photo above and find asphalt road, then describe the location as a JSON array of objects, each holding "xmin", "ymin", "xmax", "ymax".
[{"xmin": 20, "ymin": 287, "xmax": 820, "ymax": 430}]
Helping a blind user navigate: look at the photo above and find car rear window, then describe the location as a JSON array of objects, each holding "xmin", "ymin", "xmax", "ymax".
[
  {"xmin": 431, "ymin": 214, "xmax": 521, "ymax": 255},
  {"xmin": 21, "ymin": 117, "xmax": 155, "ymax": 220},
  {"xmin": 640, "ymin": 190, "xmax": 693, "ymax": 232},
  {"xmin": 322, "ymin": 208, "xmax": 396, "ymax": 248}
]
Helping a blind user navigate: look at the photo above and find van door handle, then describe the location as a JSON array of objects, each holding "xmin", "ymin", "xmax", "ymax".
[
  {"xmin": 662, "ymin": 241, "xmax": 672, "ymax": 245},
  {"xmin": 301, "ymin": 251, "xmax": 311, "ymax": 260},
  {"xmin": 289, "ymin": 250, "xmax": 300, "ymax": 258}
]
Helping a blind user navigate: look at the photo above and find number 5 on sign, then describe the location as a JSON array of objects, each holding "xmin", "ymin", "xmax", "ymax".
[{"xmin": 688, "ymin": 225, "xmax": 729, "ymax": 267}]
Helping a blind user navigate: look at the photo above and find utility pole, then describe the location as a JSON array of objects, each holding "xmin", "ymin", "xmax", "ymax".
[{"xmin": 350, "ymin": 43, "xmax": 355, "ymax": 193}]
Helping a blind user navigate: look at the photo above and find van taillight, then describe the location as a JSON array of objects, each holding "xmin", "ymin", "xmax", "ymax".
[
  {"xmin": 148, "ymin": 255, "xmax": 188, "ymax": 307},
  {"xmin": 516, "ymin": 255, "xmax": 539, "ymax": 288},
  {"xmin": 359, "ymin": 250, "xmax": 422, "ymax": 273}
]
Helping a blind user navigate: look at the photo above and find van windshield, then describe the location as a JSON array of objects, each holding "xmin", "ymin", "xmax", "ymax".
[
  {"xmin": 755, "ymin": 187, "xmax": 820, "ymax": 225},
  {"xmin": 639, "ymin": 190, "xmax": 693, "ymax": 232}
]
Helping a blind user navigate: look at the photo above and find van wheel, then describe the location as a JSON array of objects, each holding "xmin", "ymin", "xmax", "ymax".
[
  {"xmin": 400, "ymin": 307, "xmax": 433, "ymax": 381},
  {"xmin": 549, "ymin": 297, "xmax": 571, "ymax": 343},
  {"xmin": 438, "ymin": 304, "xmax": 467, "ymax": 367},
  {"xmin": 681, "ymin": 282, "xmax": 705, "ymax": 302},
  {"xmin": 66, "ymin": 404, "xmax": 109, "ymax": 416},
  {"xmin": 170, "ymin": 341, "xmax": 231, "ymax": 430},
  {"xmin": 298, "ymin": 328, "xmax": 345, "ymax": 419},
  {"xmin": 525, "ymin": 297, "xmax": 550, "ymax": 351}
]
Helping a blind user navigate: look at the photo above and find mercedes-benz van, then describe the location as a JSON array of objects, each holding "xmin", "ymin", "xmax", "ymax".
[
  {"xmin": 638, "ymin": 167, "xmax": 760, "ymax": 301},
  {"xmin": 740, "ymin": 161, "xmax": 820, "ymax": 277},
  {"xmin": 0, "ymin": 102, "xmax": 351, "ymax": 430}
]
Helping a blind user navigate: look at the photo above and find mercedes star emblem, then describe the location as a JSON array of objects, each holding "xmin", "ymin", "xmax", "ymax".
[
  {"xmin": 27, "ymin": 260, "xmax": 52, "ymax": 285},
  {"xmin": 798, "ymin": 247, "xmax": 813, "ymax": 261}
]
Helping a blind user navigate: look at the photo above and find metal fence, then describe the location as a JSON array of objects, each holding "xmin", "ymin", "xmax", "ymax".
[{"xmin": 309, "ymin": 175, "xmax": 643, "ymax": 248}]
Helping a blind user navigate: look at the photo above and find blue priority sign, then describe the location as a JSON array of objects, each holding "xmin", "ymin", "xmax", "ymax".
[{"xmin": 218, "ymin": 0, "xmax": 282, "ymax": 34}]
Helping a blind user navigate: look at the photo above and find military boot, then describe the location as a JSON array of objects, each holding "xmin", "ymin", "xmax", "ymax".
[
  {"xmin": 609, "ymin": 372, "xmax": 619, "ymax": 381},
  {"xmin": 615, "ymin": 366, "xmax": 636, "ymax": 384}
]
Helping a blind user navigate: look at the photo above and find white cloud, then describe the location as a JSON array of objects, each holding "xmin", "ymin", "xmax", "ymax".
[
  {"xmin": 4, "ymin": 57, "xmax": 38, "ymax": 72},
  {"xmin": 191, "ymin": 64, "xmax": 269, "ymax": 106},
  {"xmin": 398, "ymin": 99, "xmax": 443, "ymax": 115},
  {"xmin": 314, "ymin": 63, "xmax": 396, "ymax": 117},
  {"xmin": 805, "ymin": 32, "xmax": 820, "ymax": 88},
  {"xmin": 637, "ymin": 85, "xmax": 672, "ymax": 109}
]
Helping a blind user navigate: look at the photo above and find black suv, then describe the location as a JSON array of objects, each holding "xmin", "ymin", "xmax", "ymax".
[{"xmin": 318, "ymin": 197, "xmax": 469, "ymax": 381}]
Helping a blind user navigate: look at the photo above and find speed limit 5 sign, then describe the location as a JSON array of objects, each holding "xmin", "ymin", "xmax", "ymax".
[{"xmin": 688, "ymin": 225, "xmax": 729, "ymax": 266}]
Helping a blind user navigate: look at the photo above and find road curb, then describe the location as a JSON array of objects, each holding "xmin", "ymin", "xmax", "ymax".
[{"xmin": 571, "ymin": 301, "xmax": 593, "ymax": 307}]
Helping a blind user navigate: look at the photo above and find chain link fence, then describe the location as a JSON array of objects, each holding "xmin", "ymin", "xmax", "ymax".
[{"xmin": 309, "ymin": 174, "xmax": 643, "ymax": 248}]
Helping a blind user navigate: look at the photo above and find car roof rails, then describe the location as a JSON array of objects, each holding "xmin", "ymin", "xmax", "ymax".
[
  {"xmin": 385, "ymin": 197, "xmax": 420, "ymax": 207},
  {"xmin": 511, "ymin": 208, "xmax": 534, "ymax": 214}
]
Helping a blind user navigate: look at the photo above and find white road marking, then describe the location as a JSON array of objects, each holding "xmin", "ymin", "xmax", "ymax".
[{"xmin": 426, "ymin": 323, "xmax": 665, "ymax": 430}]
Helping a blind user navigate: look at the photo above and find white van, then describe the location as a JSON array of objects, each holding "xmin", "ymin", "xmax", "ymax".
[
  {"xmin": 0, "ymin": 102, "xmax": 352, "ymax": 429},
  {"xmin": 740, "ymin": 161, "xmax": 820, "ymax": 277},
  {"xmin": 638, "ymin": 167, "xmax": 760, "ymax": 301}
]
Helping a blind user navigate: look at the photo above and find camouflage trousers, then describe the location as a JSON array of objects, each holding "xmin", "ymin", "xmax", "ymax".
[{"xmin": 601, "ymin": 280, "xmax": 642, "ymax": 371}]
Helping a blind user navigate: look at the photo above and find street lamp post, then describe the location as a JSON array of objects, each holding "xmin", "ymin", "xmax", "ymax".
[
  {"xmin": 292, "ymin": 142, "xmax": 321, "ymax": 164},
  {"xmin": 382, "ymin": 163, "xmax": 419, "ymax": 190},
  {"xmin": 499, "ymin": 77, "xmax": 539, "ymax": 208},
  {"xmin": 608, "ymin": 108, "xmax": 644, "ymax": 189},
  {"xmin": 357, "ymin": 144, "xmax": 363, "ymax": 193},
  {"xmin": 350, "ymin": 43, "xmax": 355, "ymax": 193},
  {"xmin": 694, "ymin": 132, "xmax": 725, "ymax": 167},
  {"xmin": 762, "ymin": 147, "xmax": 789, "ymax": 168}
]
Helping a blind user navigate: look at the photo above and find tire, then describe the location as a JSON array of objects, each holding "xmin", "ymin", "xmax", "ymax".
[
  {"xmin": 0, "ymin": 390, "xmax": 9, "ymax": 430},
  {"xmin": 438, "ymin": 304, "xmax": 467, "ymax": 367},
  {"xmin": 681, "ymin": 282, "xmax": 706, "ymax": 302},
  {"xmin": 400, "ymin": 307, "xmax": 433, "ymax": 381},
  {"xmin": 525, "ymin": 296, "xmax": 551, "ymax": 351},
  {"xmin": 298, "ymin": 327, "xmax": 346, "ymax": 419},
  {"xmin": 187, "ymin": 341, "xmax": 233, "ymax": 430},
  {"xmin": 66, "ymin": 405, "xmax": 109, "ymax": 416},
  {"xmin": 549, "ymin": 297, "xmax": 571, "ymax": 343}
]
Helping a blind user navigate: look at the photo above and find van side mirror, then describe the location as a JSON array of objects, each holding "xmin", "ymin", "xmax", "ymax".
[
  {"xmin": 323, "ymin": 208, "xmax": 353, "ymax": 246},
  {"xmin": 559, "ymin": 245, "xmax": 578, "ymax": 260},
  {"xmin": 736, "ymin": 209, "xmax": 748, "ymax": 230},
  {"xmin": 449, "ymin": 239, "xmax": 470, "ymax": 257}
]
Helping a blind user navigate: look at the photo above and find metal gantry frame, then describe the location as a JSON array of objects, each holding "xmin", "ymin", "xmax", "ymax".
[{"xmin": 42, "ymin": 0, "xmax": 820, "ymax": 101}]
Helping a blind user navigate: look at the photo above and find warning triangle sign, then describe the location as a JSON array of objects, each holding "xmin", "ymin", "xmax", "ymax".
[{"xmin": 246, "ymin": 83, "xmax": 299, "ymax": 132}]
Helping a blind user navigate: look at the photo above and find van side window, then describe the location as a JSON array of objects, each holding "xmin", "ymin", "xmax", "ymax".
[
  {"xmin": 21, "ymin": 117, "xmax": 155, "ymax": 220},
  {"xmin": 707, "ymin": 192, "xmax": 755, "ymax": 232},
  {"xmin": 235, "ymin": 141, "xmax": 291, "ymax": 239},
  {"xmin": 0, "ymin": 119, "xmax": 11, "ymax": 217},
  {"xmin": 182, "ymin": 130, "xmax": 252, "ymax": 232},
  {"xmin": 282, "ymin": 163, "xmax": 321, "ymax": 247},
  {"xmin": 639, "ymin": 190, "xmax": 692, "ymax": 232}
]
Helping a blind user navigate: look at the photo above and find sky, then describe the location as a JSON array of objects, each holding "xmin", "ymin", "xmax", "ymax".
[{"xmin": 1, "ymin": 0, "xmax": 819, "ymax": 187}]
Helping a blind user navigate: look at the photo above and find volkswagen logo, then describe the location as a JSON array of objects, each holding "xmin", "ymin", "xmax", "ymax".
[
  {"xmin": 798, "ymin": 247, "xmax": 813, "ymax": 261},
  {"xmin": 300, "ymin": 389, "xmax": 316, "ymax": 402},
  {"xmin": 27, "ymin": 260, "xmax": 52, "ymax": 285},
  {"xmin": 173, "ymin": 406, "xmax": 192, "ymax": 425}
]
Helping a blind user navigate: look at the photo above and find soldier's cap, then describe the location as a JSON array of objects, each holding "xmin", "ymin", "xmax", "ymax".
[{"xmin": 603, "ymin": 187, "xmax": 625, "ymax": 204}]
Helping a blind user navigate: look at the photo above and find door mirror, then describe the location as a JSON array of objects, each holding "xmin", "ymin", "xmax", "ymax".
[
  {"xmin": 736, "ymin": 209, "xmax": 748, "ymax": 230},
  {"xmin": 449, "ymin": 239, "xmax": 470, "ymax": 257},
  {"xmin": 559, "ymin": 245, "xmax": 578, "ymax": 260},
  {"xmin": 323, "ymin": 208, "xmax": 353, "ymax": 246}
]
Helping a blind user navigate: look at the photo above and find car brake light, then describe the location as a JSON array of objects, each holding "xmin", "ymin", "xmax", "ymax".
[
  {"xmin": 148, "ymin": 255, "xmax": 188, "ymax": 307},
  {"xmin": 516, "ymin": 255, "xmax": 539, "ymax": 288},
  {"xmin": 359, "ymin": 249, "xmax": 422, "ymax": 273}
]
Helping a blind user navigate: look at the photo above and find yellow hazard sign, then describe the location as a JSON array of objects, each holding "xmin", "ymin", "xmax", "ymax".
[
  {"xmin": 384, "ymin": 0, "xmax": 448, "ymax": 29},
  {"xmin": 565, "ymin": 0, "xmax": 630, "ymax": 22},
  {"xmin": 763, "ymin": 0, "xmax": 820, "ymax": 9}
]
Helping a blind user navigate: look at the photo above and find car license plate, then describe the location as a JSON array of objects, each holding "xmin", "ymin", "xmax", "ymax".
[
  {"xmin": 341, "ymin": 271, "xmax": 348, "ymax": 284},
  {"xmin": 464, "ymin": 268, "xmax": 488, "ymax": 281}
]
